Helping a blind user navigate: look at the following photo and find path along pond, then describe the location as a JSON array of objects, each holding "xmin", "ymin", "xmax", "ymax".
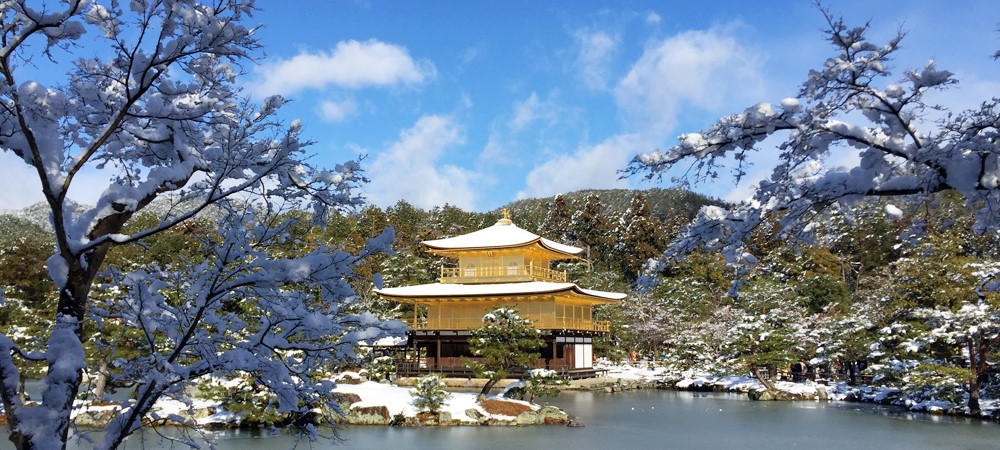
[{"xmin": 75, "ymin": 389, "xmax": 1000, "ymax": 450}]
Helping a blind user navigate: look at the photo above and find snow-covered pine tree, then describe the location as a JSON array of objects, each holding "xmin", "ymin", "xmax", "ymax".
[
  {"xmin": 615, "ymin": 192, "xmax": 665, "ymax": 281},
  {"xmin": 571, "ymin": 193, "xmax": 613, "ymax": 259},
  {"xmin": 0, "ymin": 2, "xmax": 402, "ymax": 449},
  {"xmin": 540, "ymin": 193, "xmax": 574, "ymax": 243},
  {"xmin": 465, "ymin": 307, "xmax": 544, "ymax": 400},
  {"xmin": 411, "ymin": 373, "xmax": 450, "ymax": 414}
]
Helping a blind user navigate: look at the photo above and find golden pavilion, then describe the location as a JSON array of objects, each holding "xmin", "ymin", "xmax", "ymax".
[{"xmin": 375, "ymin": 213, "xmax": 625, "ymax": 378}]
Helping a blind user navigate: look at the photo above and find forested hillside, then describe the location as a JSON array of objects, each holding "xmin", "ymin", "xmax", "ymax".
[{"xmin": 3, "ymin": 188, "xmax": 998, "ymax": 416}]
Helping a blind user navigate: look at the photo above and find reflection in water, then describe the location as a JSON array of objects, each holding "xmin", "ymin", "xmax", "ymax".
[{"xmin": 64, "ymin": 390, "xmax": 1000, "ymax": 450}]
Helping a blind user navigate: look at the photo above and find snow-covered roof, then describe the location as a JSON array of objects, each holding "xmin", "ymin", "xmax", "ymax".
[
  {"xmin": 422, "ymin": 218, "xmax": 582, "ymax": 258},
  {"xmin": 375, "ymin": 281, "xmax": 625, "ymax": 303}
]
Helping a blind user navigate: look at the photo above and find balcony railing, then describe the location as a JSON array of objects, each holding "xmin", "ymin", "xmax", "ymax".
[
  {"xmin": 404, "ymin": 317, "xmax": 609, "ymax": 332},
  {"xmin": 439, "ymin": 263, "xmax": 567, "ymax": 284}
]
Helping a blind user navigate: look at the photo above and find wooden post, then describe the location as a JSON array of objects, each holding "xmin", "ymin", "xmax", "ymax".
[
  {"xmin": 551, "ymin": 338, "xmax": 557, "ymax": 369},
  {"xmin": 435, "ymin": 333, "xmax": 442, "ymax": 370}
]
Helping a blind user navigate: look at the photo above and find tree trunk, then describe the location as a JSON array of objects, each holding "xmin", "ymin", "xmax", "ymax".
[
  {"xmin": 967, "ymin": 338, "xmax": 987, "ymax": 416},
  {"xmin": 847, "ymin": 361, "xmax": 857, "ymax": 386},
  {"xmin": 969, "ymin": 376, "xmax": 982, "ymax": 416},
  {"xmin": 478, "ymin": 378, "xmax": 498, "ymax": 400},
  {"xmin": 17, "ymin": 373, "xmax": 26, "ymax": 404},
  {"xmin": 753, "ymin": 367, "xmax": 776, "ymax": 391},
  {"xmin": 93, "ymin": 358, "xmax": 109, "ymax": 402}
]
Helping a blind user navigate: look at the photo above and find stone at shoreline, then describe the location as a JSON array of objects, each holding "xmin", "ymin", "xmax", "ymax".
[
  {"xmin": 514, "ymin": 405, "xmax": 569, "ymax": 425},
  {"xmin": 465, "ymin": 408, "xmax": 485, "ymax": 422},
  {"xmin": 748, "ymin": 388, "xmax": 813, "ymax": 401},
  {"xmin": 335, "ymin": 373, "xmax": 364, "ymax": 385},
  {"xmin": 515, "ymin": 410, "xmax": 538, "ymax": 425},
  {"xmin": 346, "ymin": 405, "xmax": 391, "ymax": 425},
  {"xmin": 537, "ymin": 406, "xmax": 569, "ymax": 425},
  {"xmin": 74, "ymin": 408, "xmax": 121, "ymax": 428},
  {"xmin": 71, "ymin": 403, "xmax": 238, "ymax": 429},
  {"xmin": 332, "ymin": 392, "xmax": 362, "ymax": 406}
]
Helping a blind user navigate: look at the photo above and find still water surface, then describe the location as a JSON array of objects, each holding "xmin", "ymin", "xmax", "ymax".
[{"xmin": 77, "ymin": 390, "xmax": 1000, "ymax": 449}]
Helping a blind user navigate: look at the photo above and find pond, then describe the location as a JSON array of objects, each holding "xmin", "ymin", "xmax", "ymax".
[{"xmin": 65, "ymin": 389, "xmax": 1000, "ymax": 449}]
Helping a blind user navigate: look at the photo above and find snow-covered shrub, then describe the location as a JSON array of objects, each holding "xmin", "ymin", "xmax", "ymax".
[
  {"xmin": 523, "ymin": 368, "xmax": 567, "ymax": 402},
  {"xmin": 866, "ymin": 359, "xmax": 919, "ymax": 387},
  {"xmin": 900, "ymin": 364, "xmax": 967, "ymax": 408},
  {"xmin": 411, "ymin": 373, "xmax": 450, "ymax": 414},
  {"xmin": 366, "ymin": 355, "xmax": 398, "ymax": 382},
  {"xmin": 201, "ymin": 375, "xmax": 284, "ymax": 425}
]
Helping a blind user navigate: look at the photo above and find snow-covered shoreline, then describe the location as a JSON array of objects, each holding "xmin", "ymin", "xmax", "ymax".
[
  {"xmin": 591, "ymin": 362, "xmax": 1000, "ymax": 420},
  {"xmin": 38, "ymin": 372, "xmax": 570, "ymax": 430},
  {"xmin": 332, "ymin": 380, "xmax": 569, "ymax": 426},
  {"xmin": 11, "ymin": 363, "xmax": 997, "ymax": 431}
]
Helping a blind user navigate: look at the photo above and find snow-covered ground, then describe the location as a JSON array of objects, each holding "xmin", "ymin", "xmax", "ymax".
[
  {"xmin": 54, "ymin": 372, "xmax": 556, "ymax": 428},
  {"xmin": 13, "ymin": 364, "xmax": 995, "ymax": 429},
  {"xmin": 595, "ymin": 360, "xmax": 1000, "ymax": 419},
  {"xmin": 333, "ymin": 380, "xmax": 540, "ymax": 424}
]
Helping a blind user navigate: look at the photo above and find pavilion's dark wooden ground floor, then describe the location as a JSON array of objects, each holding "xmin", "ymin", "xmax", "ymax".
[{"xmin": 387, "ymin": 330, "xmax": 607, "ymax": 379}]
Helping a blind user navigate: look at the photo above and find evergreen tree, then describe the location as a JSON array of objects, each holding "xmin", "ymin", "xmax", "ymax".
[
  {"xmin": 465, "ymin": 307, "xmax": 544, "ymax": 399},
  {"xmin": 615, "ymin": 192, "xmax": 665, "ymax": 281},
  {"xmin": 571, "ymin": 194, "xmax": 613, "ymax": 259},
  {"xmin": 411, "ymin": 373, "xmax": 450, "ymax": 414},
  {"xmin": 726, "ymin": 280, "xmax": 803, "ymax": 384},
  {"xmin": 0, "ymin": 216, "xmax": 54, "ymax": 311},
  {"xmin": 386, "ymin": 200, "xmax": 429, "ymax": 248},
  {"xmin": 540, "ymin": 194, "xmax": 573, "ymax": 242},
  {"xmin": 0, "ymin": 216, "xmax": 54, "ymax": 395},
  {"xmin": 428, "ymin": 204, "xmax": 476, "ymax": 238}
]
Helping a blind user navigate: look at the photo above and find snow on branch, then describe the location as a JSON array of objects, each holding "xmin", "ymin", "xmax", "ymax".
[
  {"xmin": 94, "ymin": 208, "xmax": 405, "ymax": 449},
  {"xmin": 0, "ymin": 2, "xmax": 387, "ymax": 448},
  {"xmin": 625, "ymin": 8, "xmax": 1000, "ymax": 267}
]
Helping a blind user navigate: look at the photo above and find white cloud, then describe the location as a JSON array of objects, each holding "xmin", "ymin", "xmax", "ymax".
[
  {"xmin": 318, "ymin": 99, "xmax": 358, "ymax": 122},
  {"xmin": 509, "ymin": 92, "xmax": 540, "ymax": 131},
  {"xmin": 251, "ymin": 39, "xmax": 435, "ymax": 97},
  {"xmin": 574, "ymin": 29, "xmax": 619, "ymax": 90},
  {"xmin": 0, "ymin": 153, "xmax": 45, "ymax": 210},
  {"xmin": 366, "ymin": 115, "xmax": 477, "ymax": 210},
  {"xmin": 645, "ymin": 11, "xmax": 661, "ymax": 25},
  {"xmin": 0, "ymin": 153, "xmax": 113, "ymax": 210},
  {"xmin": 479, "ymin": 134, "xmax": 514, "ymax": 165},
  {"xmin": 517, "ymin": 133, "xmax": 643, "ymax": 200},
  {"xmin": 460, "ymin": 46, "xmax": 483, "ymax": 65},
  {"xmin": 507, "ymin": 91, "xmax": 563, "ymax": 132},
  {"xmin": 482, "ymin": 91, "xmax": 570, "ymax": 165},
  {"xmin": 615, "ymin": 23, "xmax": 765, "ymax": 137},
  {"xmin": 926, "ymin": 71, "xmax": 1000, "ymax": 119}
]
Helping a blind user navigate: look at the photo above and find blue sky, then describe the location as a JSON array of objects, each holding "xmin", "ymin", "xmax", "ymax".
[{"xmin": 2, "ymin": 0, "xmax": 998, "ymax": 212}]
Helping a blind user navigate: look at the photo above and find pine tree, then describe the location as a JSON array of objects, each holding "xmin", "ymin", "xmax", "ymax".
[
  {"xmin": 540, "ymin": 194, "xmax": 574, "ymax": 242},
  {"xmin": 616, "ymin": 192, "xmax": 665, "ymax": 281},
  {"xmin": 465, "ymin": 307, "xmax": 544, "ymax": 399},
  {"xmin": 571, "ymin": 194, "xmax": 613, "ymax": 259},
  {"xmin": 411, "ymin": 373, "xmax": 450, "ymax": 414}
]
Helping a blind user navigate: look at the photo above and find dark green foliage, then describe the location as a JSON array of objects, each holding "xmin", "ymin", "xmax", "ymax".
[
  {"xmin": 795, "ymin": 274, "xmax": 851, "ymax": 314},
  {"xmin": 615, "ymin": 192, "xmax": 666, "ymax": 281},
  {"xmin": 504, "ymin": 188, "xmax": 724, "ymax": 224},
  {"xmin": 0, "ymin": 216, "xmax": 55, "ymax": 310},
  {"xmin": 411, "ymin": 373, "xmax": 450, "ymax": 414},
  {"xmin": 572, "ymin": 194, "xmax": 614, "ymax": 257},
  {"xmin": 540, "ymin": 194, "xmax": 573, "ymax": 243},
  {"xmin": 202, "ymin": 376, "xmax": 284, "ymax": 424},
  {"xmin": 465, "ymin": 307, "xmax": 545, "ymax": 399}
]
